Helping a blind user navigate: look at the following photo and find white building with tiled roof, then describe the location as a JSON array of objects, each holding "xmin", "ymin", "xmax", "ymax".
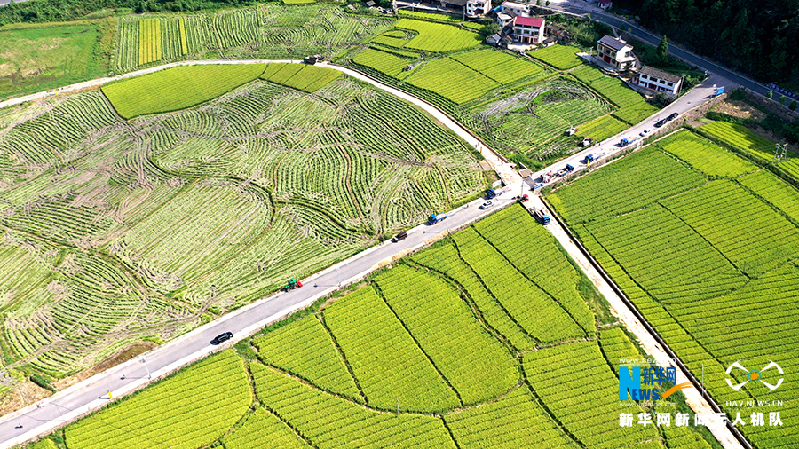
[{"xmin": 635, "ymin": 66, "xmax": 684, "ymax": 95}]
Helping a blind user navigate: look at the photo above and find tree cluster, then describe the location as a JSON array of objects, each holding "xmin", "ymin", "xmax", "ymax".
[{"xmin": 613, "ymin": 0, "xmax": 799, "ymax": 88}]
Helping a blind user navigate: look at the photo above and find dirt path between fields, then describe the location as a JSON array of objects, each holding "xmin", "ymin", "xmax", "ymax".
[{"xmin": 523, "ymin": 196, "xmax": 744, "ymax": 449}]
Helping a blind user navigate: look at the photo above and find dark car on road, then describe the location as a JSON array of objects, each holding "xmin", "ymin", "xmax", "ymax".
[
  {"xmin": 391, "ymin": 231, "xmax": 408, "ymax": 243},
  {"xmin": 654, "ymin": 119, "xmax": 667, "ymax": 128},
  {"xmin": 667, "ymin": 113, "xmax": 679, "ymax": 121},
  {"xmin": 211, "ymin": 332, "xmax": 233, "ymax": 345}
]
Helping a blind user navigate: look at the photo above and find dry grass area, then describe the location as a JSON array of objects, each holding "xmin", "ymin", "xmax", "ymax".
[
  {"xmin": 712, "ymin": 99, "xmax": 767, "ymax": 121},
  {"xmin": 54, "ymin": 341, "xmax": 158, "ymax": 391}
]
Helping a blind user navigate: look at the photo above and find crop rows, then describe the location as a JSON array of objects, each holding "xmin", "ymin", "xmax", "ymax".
[
  {"xmin": 65, "ymin": 351, "xmax": 251, "ymax": 449},
  {"xmin": 261, "ymin": 63, "xmax": 343, "ymax": 92},
  {"xmin": 116, "ymin": 19, "xmax": 139, "ymax": 72},
  {"xmin": 1, "ymin": 92, "xmax": 117, "ymax": 165},
  {"xmin": 453, "ymin": 227, "xmax": 583, "ymax": 342},
  {"xmin": 525, "ymin": 342, "xmax": 658, "ymax": 448},
  {"xmin": 657, "ymin": 130, "xmax": 757, "ymax": 177},
  {"xmin": 251, "ymin": 363, "xmax": 458, "ymax": 448},
  {"xmin": 114, "ymin": 6, "xmax": 392, "ymax": 72},
  {"xmin": 547, "ymin": 146, "xmax": 706, "ymax": 223},
  {"xmin": 39, "ymin": 205, "xmax": 718, "ymax": 448},
  {"xmin": 587, "ymin": 204, "xmax": 748, "ymax": 303},
  {"xmin": 394, "ymin": 19, "xmax": 481, "ymax": 52},
  {"xmin": 412, "ymin": 243, "xmax": 535, "ymax": 350},
  {"xmin": 576, "ymin": 114, "xmax": 628, "ymax": 141},
  {"xmin": 739, "ymin": 170, "xmax": 799, "ymax": 222},
  {"xmin": 702, "ymin": 121, "xmax": 799, "ymax": 180},
  {"xmin": 161, "ymin": 18, "xmax": 187, "ymax": 60},
  {"xmin": 597, "ymin": 327, "xmax": 641, "ymax": 375},
  {"xmin": 0, "ymin": 71, "xmax": 483, "ymax": 379},
  {"xmin": 451, "ymin": 50, "xmax": 544, "ymax": 84},
  {"xmin": 407, "ymin": 58, "xmax": 498, "ymax": 104},
  {"xmin": 138, "ymin": 18, "xmax": 162, "ymax": 65},
  {"xmin": 474, "ymin": 206, "xmax": 596, "ymax": 336},
  {"xmin": 212, "ymin": 8, "xmax": 261, "ymax": 49},
  {"xmin": 102, "ymin": 64, "xmax": 266, "ymax": 119},
  {"xmin": 223, "ymin": 408, "xmax": 310, "ymax": 449},
  {"xmin": 444, "ymin": 387, "xmax": 577, "ymax": 449},
  {"xmin": 254, "ymin": 316, "xmax": 360, "ymax": 399},
  {"xmin": 528, "ymin": 44, "xmax": 583, "ymax": 69},
  {"xmin": 375, "ymin": 265, "xmax": 518, "ymax": 405},
  {"xmin": 661, "ymin": 179, "xmax": 799, "ymax": 275},
  {"xmin": 548, "ymin": 134, "xmax": 799, "ymax": 448},
  {"xmin": 586, "ymin": 76, "xmax": 657, "ymax": 124},
  {"xmin": 352, "ymin": 48, "xmax": 415, "ymax": 79},
  {"xmin": 323, "ymin": 285, "xmax": 460, "ymax": 412}
]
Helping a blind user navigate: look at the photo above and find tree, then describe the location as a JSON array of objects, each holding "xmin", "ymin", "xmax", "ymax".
[
  {"xmin": 790, "ymin": 100, "xmax": 798, "ymax": 111},
  {"xmin": 537, "ymin": 0, "xmax": 541, "ymax": 5},
  {"xmin": 481, "ymin": 22, "xmax": 500, "ymax": 38},
  {"xmin": 767, "ymin": 91, "xmax": 773, "ymax": 99},
  {"xmin": 545, "ymin": 0, "xmax": 550, "ymax": 5},
  {"xmin": 657, "ymin": 35, "xmax": 669, "ymax": 62},
  {"xmin": 779, "ymin": 95, "xmax": 787, "ymax": 105}
]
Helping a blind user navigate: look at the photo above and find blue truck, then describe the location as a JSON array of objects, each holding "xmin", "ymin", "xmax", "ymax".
[
  {"xmin": 428, "ymin": 213, "xmax": 447, "ymax": 225},
  {"xmin": 533, "ymin": 208, "xmax": 551, "ymax": 225}
]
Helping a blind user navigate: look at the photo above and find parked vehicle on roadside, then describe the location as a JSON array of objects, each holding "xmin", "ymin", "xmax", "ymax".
[{"xmin": 211, "ymin": 332, "xmax": 233, "ymax": 345}]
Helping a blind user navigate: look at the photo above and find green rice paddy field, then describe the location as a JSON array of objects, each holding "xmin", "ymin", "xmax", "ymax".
[
  {"xmin": 548, "ymin": 129, "xmax": 799, "ymax": 449},
  {"xmin": 26, "ymin": 206, "xmax": 716, "ymax": 449}
]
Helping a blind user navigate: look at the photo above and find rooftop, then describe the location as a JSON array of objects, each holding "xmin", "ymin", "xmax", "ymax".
[
  {"xmin": 639, "ymin": 66, "xmax": 683, "ymax": 84},
  {"xmin": 514, "ymin": 17, "xmax": 545, "ymax": 27},
  {"xmin": 598, "ymin": 35, "xmax": 630, "ymax": 52}
]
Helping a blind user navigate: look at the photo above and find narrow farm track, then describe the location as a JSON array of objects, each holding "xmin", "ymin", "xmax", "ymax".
[{"xmin": 0, "ymin": 59, "xmax": 746, "ymax": 449}]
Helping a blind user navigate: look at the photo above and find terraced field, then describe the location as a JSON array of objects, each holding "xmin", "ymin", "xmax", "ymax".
[
  {"xmin": 29, "ymin": 206, "xmax": 716, "ymax": 449},
  {"xmin": 115, "ymin": 5, "xmax": 393, "ymax": 71},
  {"xmin": 548, "ymin": 129, "xmax": 799, "ymax": 449},
  {"xmin": 348, "ymin": 25, "xmax": 656, "ymax": 164},
  {"xmin": 0, "ymin": 65, "xmax": 486, "ymax": 381}
]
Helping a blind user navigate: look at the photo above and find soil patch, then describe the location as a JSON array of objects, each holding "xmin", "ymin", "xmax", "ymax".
[
  {"xmin": 54, "ymin": 341, "xmax": 157, "ymax": 391},
  {"xmin": 712, "ymin": 99, "xmax": 766, "ymax": 122},
  {"xmin": 0, "ymin": 382, "xmax": 51, "ymax": 417}
]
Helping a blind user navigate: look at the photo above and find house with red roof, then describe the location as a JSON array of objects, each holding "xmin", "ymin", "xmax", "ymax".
[
  {"xmin": 513, "ymin": 17, "xmax": 546, "ymax": 44},
  {"xmin": 598, "ymin": 0, "xmax": 612, "ymax": 10}
]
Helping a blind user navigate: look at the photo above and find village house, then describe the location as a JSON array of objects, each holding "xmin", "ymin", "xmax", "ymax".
[
  {"xmin": 500, "ymin": 1, "xmax": 529, "ymax": 18},
  {"xmin": 437, "ymin": 0, "xmax": 468, "ymax": 13},
  {"xmin": 466, "ymin": 0, "xmax": 491, "ymax": 18},
  {"xmin": 598, "ymin": 0, "xmax": 612, "ymax": 9},
  {"xmin": 496, "ymin": 12, "xmax": 513, "ymax": 27},
  {"xmin": 596, "ymin": 35, "xmax": 638, "ymax": 71},
  {"xmin": 513, "ymin": 17, "xmax": 546, "ymax": 44},
  {"xmin": 635, "ymin": 66, "xmax": 683, "ymax": 95}
]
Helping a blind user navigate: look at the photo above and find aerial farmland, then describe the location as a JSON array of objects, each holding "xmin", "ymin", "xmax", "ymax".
[{"xmin": 0, "ymin": 1, "xmax": 797, "ymax": 449}]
